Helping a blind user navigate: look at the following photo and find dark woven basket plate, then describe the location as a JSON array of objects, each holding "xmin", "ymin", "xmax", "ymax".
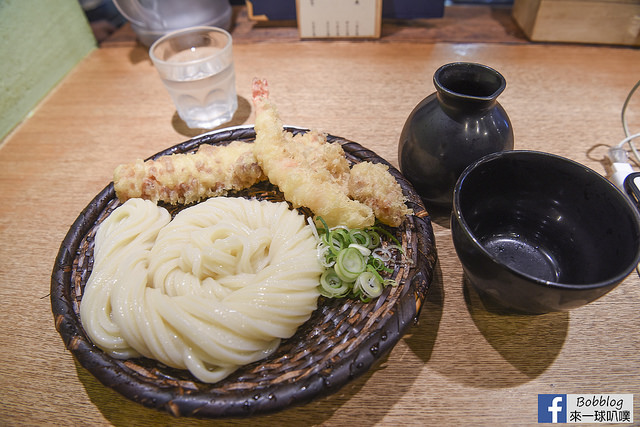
[{"xmin": 51, "ymin": 126, "xmax": 436, "ymax": 418}]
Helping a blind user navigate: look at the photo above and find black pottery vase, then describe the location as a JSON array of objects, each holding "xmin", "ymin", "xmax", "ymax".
[{"xmin": 398, "ymin": 62, "xmax": 514, "ymax": 209}]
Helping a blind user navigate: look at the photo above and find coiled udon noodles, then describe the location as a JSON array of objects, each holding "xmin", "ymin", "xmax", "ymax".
[{"xmin": 80, "ymin": 197, "xmax": 323, "ymax": 383}]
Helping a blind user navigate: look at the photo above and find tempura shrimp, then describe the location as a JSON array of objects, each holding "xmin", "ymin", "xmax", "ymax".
[{"xmin": 251, "ymin": 78, "xmax": 375, "ymax": 229}]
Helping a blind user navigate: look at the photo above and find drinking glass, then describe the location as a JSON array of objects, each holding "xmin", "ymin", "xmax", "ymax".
[{"xmin": 149, "ymin": 26, "xmax": 237, "ymax": 129}]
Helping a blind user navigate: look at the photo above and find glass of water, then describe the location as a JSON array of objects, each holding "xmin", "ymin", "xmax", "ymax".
[{"xmin": 149, "ymin": 26, "xmax": 237, "ymax": 129}]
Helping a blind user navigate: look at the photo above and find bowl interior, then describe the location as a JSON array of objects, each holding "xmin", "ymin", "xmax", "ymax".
[{"xmin": 455, "ymin": 151, "xmax": 640, "ymax": 287}]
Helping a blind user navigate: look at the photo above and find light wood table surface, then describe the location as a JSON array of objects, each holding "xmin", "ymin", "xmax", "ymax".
[{"xmin": 1, "ymin": 11, "xmax": 639, "ymax": 426}]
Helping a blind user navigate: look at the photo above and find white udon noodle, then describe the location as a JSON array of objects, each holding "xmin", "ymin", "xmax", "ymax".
[{"xmin": 80, "ymin": 197, "xmax": 323, "ymax": 383}]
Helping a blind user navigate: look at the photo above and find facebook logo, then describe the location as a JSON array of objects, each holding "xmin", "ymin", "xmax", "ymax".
[{"xmin": 539, "ymin": 394, "xmax": 567, "ymax": 423}]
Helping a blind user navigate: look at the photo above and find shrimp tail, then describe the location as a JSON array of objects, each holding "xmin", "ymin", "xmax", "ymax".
[
  {"xmin": 252, "ymin": 78, "xmax": 270, "ymax": 107},
  {"xmin": 252, "ymin": 78, "xmax": 285, "ymax": 151}
]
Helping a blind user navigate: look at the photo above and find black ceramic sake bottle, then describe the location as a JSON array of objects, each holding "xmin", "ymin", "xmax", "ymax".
[{"xmin": 398, "ymin": 62, "xmax": 514, "ymax": 208}]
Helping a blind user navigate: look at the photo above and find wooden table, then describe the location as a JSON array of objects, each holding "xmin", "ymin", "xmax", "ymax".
[{"xmin": 1, "ymin": 7, "xmax": 639, "ymax": 426}]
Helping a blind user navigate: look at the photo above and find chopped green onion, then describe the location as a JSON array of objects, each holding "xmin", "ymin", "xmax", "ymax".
[
  {"xmin": 312, "ymin": 216, "xmax": 402, "ymax": 302},
  {"xmin": 319, "ymin": 269, "xmax": 350, "ymax": 297},
  {"xmin": 371, "ymin": 226, "xmax": 402, "ymax": 248},
  {"xmin": 366, "ymin": 264, "xmax": 386, "ymax": 284},
  {"xmin": 384, "ymin": 278, "xmax": 398, "ymax": 287},
  {"xmin": 368, "ymin": 256, "xmax": 386, "ymax": 271},
  {"xmin": 354, "ymin": 271, "xmax": 383, "ymax": 298},
  {"xmin": 335, "ymin": 247, "xmax": 366, "ymax": 282},
  {"xmin": 326, "ymin": 228, "xmax": 349, "ymax": 253},
  {"xmin": 316, "ymin": 216, "xmax": 330, "ymax": 235},
  {"xmin": 348, "ymin": 243, "xmax": 371, "ymax": 257},
  {"xmin": 367, "ymin": 230, "xmax": 381, "ymax": 249},
  {"xmin": 317, "ymin": 244, "xmax": 336, "ymax": 267},
  {"xmin": 349, "ymin": 229, "xmax": 371, "ymax": 247}
]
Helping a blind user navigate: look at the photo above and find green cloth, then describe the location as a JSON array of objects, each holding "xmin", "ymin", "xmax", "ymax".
[{"xmin": 0, "ymin": 0, "xmax": 96, "ymax": 141}]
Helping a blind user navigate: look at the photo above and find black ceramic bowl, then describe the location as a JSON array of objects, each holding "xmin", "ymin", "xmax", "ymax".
[{"xmin": 451, "ymin": 150, "xmax": 640, "ymax": 314}]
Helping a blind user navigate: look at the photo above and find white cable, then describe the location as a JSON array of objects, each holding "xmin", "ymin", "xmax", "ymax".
[
  {"xmin": 616, "ymin": 132, "xmax": 640, "ymax": 149},
  {"xmin": 622, "ymin": 80, "xmax": 640, "ymax": 138},
  {"xmin": 610, "ymin": 159, "xmax": 634, "ymax": 190},
  {"xmin": 621, "ymin": 80, "xmax": 640, "ymax": 163},
  {"xmin": 608, "ymin": 80, "xmax": 640, "ymax": 189},
  {"xmin": 618, "ymin": 80, "xmax": 640, "ymax": 278},
  {"xmin": 609, "ymin": 133, "xmax": 640, "ymax": 189}
]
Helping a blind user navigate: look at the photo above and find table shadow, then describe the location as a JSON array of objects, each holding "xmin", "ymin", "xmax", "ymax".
[
  {"xmin": 76, "ymin": 348, "xmax": 415, "ymax": 426},
  {"xmin": 171, "ymin": 96, "xmax": 252, "ymax": 138},
  {"xmin": 402, "ymin": 269, "xmax": 568, "ymax": 389},
  {"xmin": 462, "ymin": 276, "xmax": 568, "ymax": 381},
  {"xmin": 422, "ymin": 202, "xmax": 452, "ymax": 229},
  {"xmin": 403, "ymin": 259, "xmax": 445, "ymax": 364},
  {"xmin": 127, "ymin": 42, "xmax": 151, "ymax": 65}
]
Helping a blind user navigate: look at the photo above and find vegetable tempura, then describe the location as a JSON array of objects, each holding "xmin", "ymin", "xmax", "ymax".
[{"xmin": 113, "ymin": 141, "xmax": 265, "ymax": 205}]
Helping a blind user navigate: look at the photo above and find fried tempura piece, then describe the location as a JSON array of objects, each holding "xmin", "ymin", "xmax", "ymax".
[
  {"xmin": 287, "ymin": 130, "xmax": 352, "ymax": 194},
  {"xmin": 252, "ymin": 78, "xmax": 375, "ymax": 229},
  {"xmin": 113, "ymin": 141, "xmax": 266, "ymax": 204},
  {"xmin": 349, "ymin": 162, "xmax": 413, "ymax": 227}
]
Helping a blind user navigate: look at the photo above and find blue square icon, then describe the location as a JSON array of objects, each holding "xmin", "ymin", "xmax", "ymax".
[{"xmin": 538, "ymin": 394, "xmax": 567, "ymax": 423}]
